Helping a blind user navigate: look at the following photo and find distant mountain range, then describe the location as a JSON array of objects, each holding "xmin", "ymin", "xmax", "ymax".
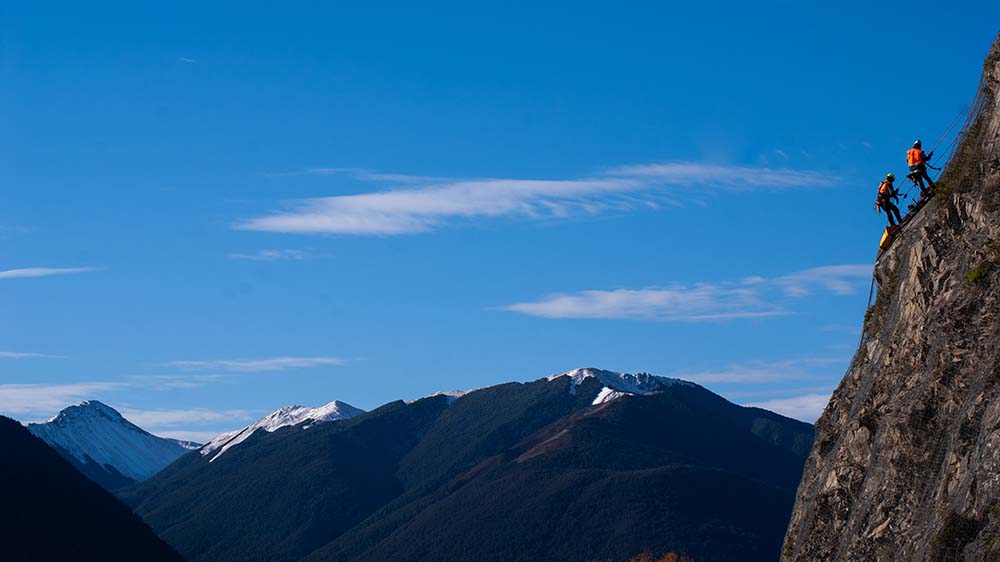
[
  {"xmin": 27, "ymin": 400, "xmax": 199, "ymax": 490},
  {"xmin": 121, "ymin": 368, "xmax": 814, "ymax": 562},
  {"xmin": 0, "ymin": 415, "xmax": 185, "ymax": 562}
]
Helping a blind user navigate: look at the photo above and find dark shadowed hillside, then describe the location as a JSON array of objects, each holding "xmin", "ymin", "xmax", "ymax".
[
  {"xmin": 0, "ymin": 416, "xmax": 185, "ymax": 562},
  {"xmin": 307, "ymin": 382, "xmax": 812, "ymax": 562},
  {"xmin": 125, "ymin": 370, "xmax": 812, "ymax": 562},
  {"xmin": 122, "ymin": 396, "xmax": 450, "ymax": 562}
]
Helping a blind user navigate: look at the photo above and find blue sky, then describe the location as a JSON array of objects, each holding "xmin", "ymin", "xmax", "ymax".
[{"xmin": 3, "ymin": 2, "xmax": 998, "ymax": 441}]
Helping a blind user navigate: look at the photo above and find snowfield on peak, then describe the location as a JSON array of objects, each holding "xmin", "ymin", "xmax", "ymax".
[
  {"xmin": 403, "ymin": 389, "xmax": 476, "ymax": 405},
  {"xmin": 548, "ymin": 367, "xmax": 694, "ymax": 405},
  {"xmin": 201, "ymin": 400, "xmax": 364, "ymax": 462},
  {"xmin": 427, "ymin": 389, "xmax": 472, "ymax": 403},
  {"xmin": 27, "ymin": 400, "xmax": 196, "ymax": 482}
]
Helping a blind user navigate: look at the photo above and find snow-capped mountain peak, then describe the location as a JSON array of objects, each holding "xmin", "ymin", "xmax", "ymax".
[
  {"xmin": 200, "ymin": 400, "xmax": 364, "ymax": 462},
  {"xmin": 45, "ymin": 400, "xmax": 123, "ymax": 424},
  {"xmin": 548, "ymin": 367, "xmax": 694, "ymax": 405},
  {"xmin": 427, "ymin": 389, "xmax": 470, "ymax": 404},
  {"xmin": 27, "ymin": 401, "xmax": 197, "ymax": 485}
]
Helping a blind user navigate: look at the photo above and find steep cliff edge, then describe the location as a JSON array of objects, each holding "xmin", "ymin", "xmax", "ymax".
[{"xmin": 782, "ymin": 33, "xmax": 1000, "ymax": 562}]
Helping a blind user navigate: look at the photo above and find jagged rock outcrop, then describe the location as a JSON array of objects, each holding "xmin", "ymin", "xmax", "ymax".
[{"xmin": 782, "ymin": 33, "xmax": 1000, "ymax": 562}]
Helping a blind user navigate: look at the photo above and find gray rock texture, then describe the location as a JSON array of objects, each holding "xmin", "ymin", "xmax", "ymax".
[{"xmin": 782, "ymin": 33, "xmax": 1000, "ymax": 562}]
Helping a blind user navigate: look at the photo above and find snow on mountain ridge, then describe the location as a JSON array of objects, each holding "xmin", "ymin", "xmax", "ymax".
[
  {"xmin": 200, "ymin": 400, "xmax": 364, "ymax": 462},
  {"xmin": 548, "ymin": 367, "xmax": 694, "ymax": 405},
  {"xmin": 27, "ymin": 401, "xmax": 195, "ymax": 482},
  {"xmin": 427, "ymin": 389, "xmax": 471, "ymax": 403},
  {"xmin": 44, "ymin": 400, "xmax": 124, "ymax": 424}
]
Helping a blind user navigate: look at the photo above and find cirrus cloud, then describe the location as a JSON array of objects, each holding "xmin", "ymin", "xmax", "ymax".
[
  {"xmin": 676, "ymin": 357, "xmax": 845, "ymax": 384},
  {"xmin": 0, "ymin": 267, "xmax": 98, "ymax": 279},
  {"xmin": 0, "ymin": 382, "xmax": 130, "ymax": 416},
  {"xmin": 166, "ymin": 356, "xmax": 348, "ymax": 372},
  {"xmin": 228, "ymin": 249, "xmax": 308, "ymax": 261},
  {"xmin": 746, "ymin": 392, "xmax": 833, "ymax": 422},
  {"xmin": 117, "ymin": 407, "xmax": 258, "ymax": 429},
  {"xmin": 239, "ymin": 162, "xmax": 835, "ymax": 236},
  {"xmin": 0, "ymin": 351, "xmax": 62, "ymax": 359},
  {"xmin": 501, "ymin": 285, "xmax": 786, "ymax": 321},
  {"xmin": 499, "ymin": 264, "xmax": 871, "ymax": 321}
]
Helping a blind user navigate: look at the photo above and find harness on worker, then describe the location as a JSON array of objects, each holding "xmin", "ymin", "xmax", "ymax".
[{"xmin": 874, "ymin": 181, "xmax": 902, "ymax": 212}]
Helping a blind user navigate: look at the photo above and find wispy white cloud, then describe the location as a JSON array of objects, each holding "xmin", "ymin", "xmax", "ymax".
[
  {"xmin": 126, "ymin": 374, "xmax": 228, "ymax": 390},
  {"xmin": 240, "ymin": 162, "xmax": 834, "ymax": 236},
  {"xmin": 239, "ymin": 177, "xmax": 642, "ymax": 235},
  {"xmin": 154, "ymin": 430, "xmax": 226, "ymax": 443},
  {"xmin": 178, "ymin": 57, "xmax": 197, "ymax": 64},
  {"xmin": 677, "ymin": 358, "xmax": 843, "ymax": 384},
  {"xmin": 0, "ymin": 373, "xmax": 233, "ymax": 420},
  {"xmin": 722, "ymin": 385, "xmax": 836, "ymax": 400},
  {"xmin": 0, "ymin": 386, "xmax": 255, "ymax": 442},
  {"xmin": 0, "ymin": 267, "xmax": 98, "ymax": 279},
  {"xmin": 500, "ymin": 285, "xmax": 786, "ymax": 321},
  {"xmin": 228, "ymin": 249, "xmax": 308, "ymax": 261},
  {"xmin": 776, "ymin": 265, "xmax": 873, "ymax": 297},
  {"xmin": 746, "ymin": 392, "xmax": 833, "ymax": 422},
  {"xmin": 499, "ymin": 264, "xmax": 871, "ymax": 321},
  {"xmin": 166, "ymin": 356, "xmax": 348, "ymax": 372},
  {"xmin": 118, "ymin": 407, "xmax": 257, "ymax": 428},
  {"xmin": 606, "ymin": 162, "xmax": 831, "ymax": 190},
  {"xmin": 1, "ymin": 354, "xmax": 345, "ymax": 419},
  {"xmin": 261, "ymin": 167, "xmax": 444, "ymax": 184},
  {"xmin": 0, "ymin": 382, "xmax": 129, "ymax": 416},
  {"xmin": 0, "ymin": 351, "xmax": 62, "ymax": 359}
]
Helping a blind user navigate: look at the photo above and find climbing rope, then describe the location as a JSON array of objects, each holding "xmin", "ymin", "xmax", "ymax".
[
  {"xmin": 896, "ymin": 97, "xmax": 978, "ymax": 200},
  {"xmin": 928, "ymin": 99, "xmax": 974, "ymax": 154},
  {"xmin": 858, "ymin": 75, "xmax": 993, "ymax": 379},
  {"xmin": 857, "ymin": 271, "xmax": 879, "ymax": 349}
]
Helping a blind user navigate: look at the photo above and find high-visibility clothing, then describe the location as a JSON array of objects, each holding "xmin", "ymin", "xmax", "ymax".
[
  {"xmin": 879, "ymin": 181, "xmax": 894, "ymax": 196},
  {"xmin": 907, "ymin": 148, "xmax": 927, "ymax": 166}
]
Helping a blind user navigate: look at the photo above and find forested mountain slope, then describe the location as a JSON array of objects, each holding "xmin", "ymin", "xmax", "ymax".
[
  {"xmin": 125, "ymin": 370, "xmax": 813, "ymax": 562},
  {"xmin": 0, "ymin": 416, "xmax": 185, "ymax": 562}
]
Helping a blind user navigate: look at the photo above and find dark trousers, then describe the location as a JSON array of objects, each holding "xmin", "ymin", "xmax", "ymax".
[
  {"xmin": 909, "ymin": 164, "xmax": 935, "ymax": 191},
  {"xmin": 880, "ymin": 199, "xmax": 902, "ymax": 226}
]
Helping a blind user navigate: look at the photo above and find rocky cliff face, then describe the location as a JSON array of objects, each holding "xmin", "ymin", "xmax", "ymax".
[{"xmin": 782, "ymin": 34, "xmax": 1000, "ymax": 562}]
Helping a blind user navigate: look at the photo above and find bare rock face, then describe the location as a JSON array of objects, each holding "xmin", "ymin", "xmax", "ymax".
[{"xmin": 781, "ymin": 33, "xmax": 1000, "ymax": 562}]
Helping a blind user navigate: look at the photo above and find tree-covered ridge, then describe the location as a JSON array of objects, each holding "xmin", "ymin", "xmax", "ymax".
[
  {"xmin": 0, "ymin": 416, "xmax": 185, "ymax": 562},
  {"xmin": 126, "ymin": 375, "xmax": 812, "ymax": 562},
  {"xmin": 589, "ymin": 552, "xmax": 694, "ymax": 562}
]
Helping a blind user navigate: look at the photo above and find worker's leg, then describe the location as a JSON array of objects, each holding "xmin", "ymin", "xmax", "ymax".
[
  {"xmin": 884, "ymin": 202, "xmax": 899, "ymax": 226},
  {"xmin": 920, "ymin": 168, "xmax": 936, "ymax": 188},
  {"xmin": 910, "ymin": 165, "xmax": 925, "ymax": 189}
]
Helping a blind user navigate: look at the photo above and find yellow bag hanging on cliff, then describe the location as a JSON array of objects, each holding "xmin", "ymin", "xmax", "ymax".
[{"xmin": 880, "ymin": 226, "xmax": 900, "ymax": 251}]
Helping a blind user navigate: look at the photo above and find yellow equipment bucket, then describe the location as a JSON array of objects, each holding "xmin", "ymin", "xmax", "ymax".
[{"xmin": 880, "ymin": 226, "xmax": 898, "ymax": 251}]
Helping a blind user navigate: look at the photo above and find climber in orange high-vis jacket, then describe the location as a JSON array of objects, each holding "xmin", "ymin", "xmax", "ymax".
[
  {"xmin": 906, "ymin": 140, "xmax": 936, "ymax": 194},
  {"xmin": 877, "ymin": 173, "xmax": 903, "ymax": 226}
]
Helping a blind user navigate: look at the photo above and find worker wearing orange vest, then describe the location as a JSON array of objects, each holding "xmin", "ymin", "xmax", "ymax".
[
  {"xmin": 876, "ymin": 173, "xmax": 903, "ymax": 226},
  {"xmin": 906, "ymin": 140, "xmax": 936, "ymax": 194}
]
